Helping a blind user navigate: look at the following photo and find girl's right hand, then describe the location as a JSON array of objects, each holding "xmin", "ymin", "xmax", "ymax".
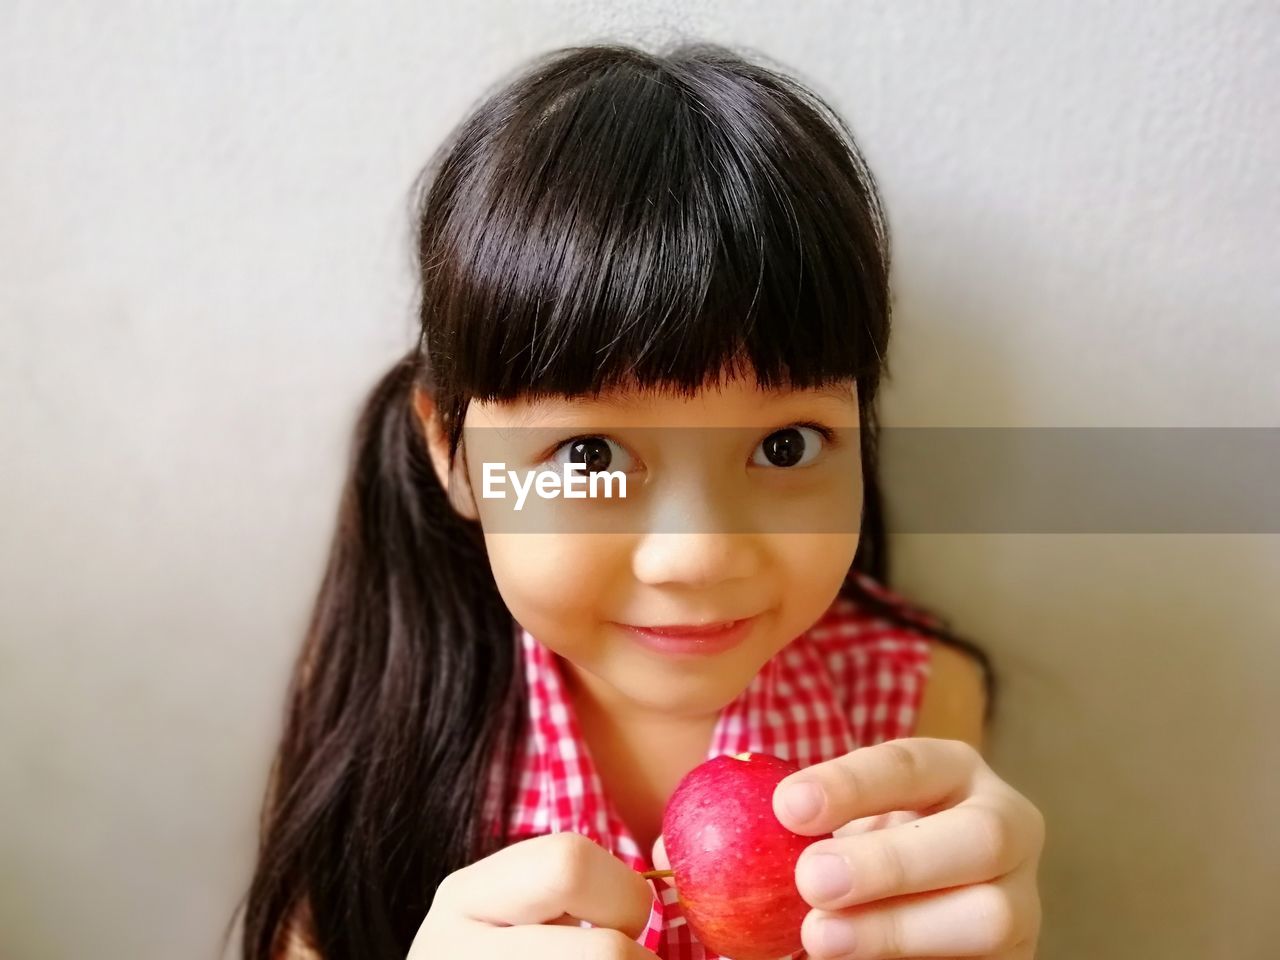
[{"xmin": 407, "ymin": 831, "xmax": 659, "ymax": 958}]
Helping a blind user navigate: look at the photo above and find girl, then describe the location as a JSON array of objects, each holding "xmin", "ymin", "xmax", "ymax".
[{"xmin": 237, "ymin": 41, "xmax": 1044, "ymax": 960}]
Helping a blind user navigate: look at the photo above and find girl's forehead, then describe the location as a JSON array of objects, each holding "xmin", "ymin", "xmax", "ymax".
[{"xmin": 466, "ymin": 375, "xmax": 858, "ymax": 427}]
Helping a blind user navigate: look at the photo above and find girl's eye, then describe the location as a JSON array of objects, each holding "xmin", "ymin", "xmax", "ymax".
[
  {"xmin": 751, "ymin": 425, "xmax": 831, "ymax": 469},
  {"xmin": 549, "ymin": 435, "xmax": 635, "ymax": 474}
]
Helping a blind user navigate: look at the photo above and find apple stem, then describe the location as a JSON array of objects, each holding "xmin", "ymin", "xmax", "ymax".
[{"xmin": 641, "ymin": 868, "xmax": 674, "ymax": 880}]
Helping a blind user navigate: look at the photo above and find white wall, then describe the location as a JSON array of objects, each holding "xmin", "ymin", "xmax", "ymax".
[{"xmin": 2, "ymin": 2, "xmax": 1276, "ymax": 958}]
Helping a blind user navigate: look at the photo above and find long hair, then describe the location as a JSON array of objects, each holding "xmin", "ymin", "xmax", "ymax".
[{"xmin": 233, "ymin": 40, "xmax": 993, "ymax": 960}]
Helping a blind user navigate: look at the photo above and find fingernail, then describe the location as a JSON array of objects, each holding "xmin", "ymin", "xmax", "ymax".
[
  {"xmin": 818, "ymin": 917, "xmax": 858, "ymax": 955},
  {"xmin": 798, "ymin": 851, "xmax": 851, "ymax": 901},
  {"xmin": 780, "ymin": 780, "xmax": 824, "ymax": 823}
]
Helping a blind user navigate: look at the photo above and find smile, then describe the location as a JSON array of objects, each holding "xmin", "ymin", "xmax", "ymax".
[{"xmin": 614, "ymin": 615, "xmax": 759, "ymax": 657}]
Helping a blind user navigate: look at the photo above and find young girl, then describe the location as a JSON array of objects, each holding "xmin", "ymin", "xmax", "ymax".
[{"xmin": 238, "ymin": 41, "xmax": 1044, "ymax": 960}]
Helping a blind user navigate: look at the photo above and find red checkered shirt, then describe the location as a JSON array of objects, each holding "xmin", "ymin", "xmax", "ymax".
[{"xmin": 490, "ymin": 571, "xmax": 934, "ymax": 959}]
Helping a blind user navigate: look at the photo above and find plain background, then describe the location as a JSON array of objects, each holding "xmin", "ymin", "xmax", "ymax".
[{"xmin": 2, "ymin": 2, "xmax": 1277, "ymax": 958}]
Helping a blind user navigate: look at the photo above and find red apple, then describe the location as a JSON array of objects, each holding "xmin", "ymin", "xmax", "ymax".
[{"xmin": 661, "ymin": 751, "xmax": 830, "ymax": 960}]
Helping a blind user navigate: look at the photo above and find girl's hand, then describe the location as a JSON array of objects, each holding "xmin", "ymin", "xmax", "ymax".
[
  {"xmin": 408, "ymin": 831, "xmax": 658, "ymax": 958},
  {"xmin": 773, "ymin": 737, "xmax": 1044, "ymax": 959}
]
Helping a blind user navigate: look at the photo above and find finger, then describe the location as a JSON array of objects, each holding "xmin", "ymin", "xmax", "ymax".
[
  {"xmin": 774, "ymin": 738, "xmax": 982, "ymax": 835},
  {"xmin": 796, "ymin": 793, "xmax": 1036, "ymax": 909},
  {"xmin": 436, "ymin": 831, "xmax": 653, "ymax": 940},
  {"xmin": 800, "ymin": 866, "xmax": 1040, "ymax": 959},
  {"xmin": 833, "ymin": 809, "xmax": 923, "ymax": 838},
  {"xmin": 481, "ymin": 922, "xmax": 659, "ymax": 958}
]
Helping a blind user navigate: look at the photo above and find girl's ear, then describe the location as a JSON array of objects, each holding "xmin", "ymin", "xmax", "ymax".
[{"xmin": 411, "ymin": 384, "xmax": 480, "ymax": 522}]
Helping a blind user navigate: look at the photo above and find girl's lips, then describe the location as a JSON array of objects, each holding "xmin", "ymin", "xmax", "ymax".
[
  {"xmin": 616, "ymin": 615, "xmax": 759, "ymax": 656},
  {"xmin": 629, "ymin": 620, "xmax": 739, "ymax": 635}
]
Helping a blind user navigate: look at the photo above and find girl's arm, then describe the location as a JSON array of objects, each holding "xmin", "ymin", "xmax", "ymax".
[{"xmin": 913, "ymin": 642, "xmax": 987, "ymax": 749}]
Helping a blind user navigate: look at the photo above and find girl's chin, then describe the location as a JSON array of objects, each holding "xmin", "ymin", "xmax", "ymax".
[{"xmin": 606, "ymin": 658, "xmax": 750, "ymax": 716}]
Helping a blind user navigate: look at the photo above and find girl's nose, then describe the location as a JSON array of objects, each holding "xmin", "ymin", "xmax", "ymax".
[
  {"xmin": 629, "ymin": 464, "xmax": 765, "ymax": 587},
  {"xmin": 630, "ymin": 529, "xmax": 763, "ymax": 588}
]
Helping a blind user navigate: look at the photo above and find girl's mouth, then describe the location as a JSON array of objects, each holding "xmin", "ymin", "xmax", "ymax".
[{"xmin": 614, "ymin": 615, "xmax": 759, "ymax": 656}]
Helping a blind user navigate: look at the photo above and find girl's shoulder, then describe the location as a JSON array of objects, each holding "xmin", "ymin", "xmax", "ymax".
[{"xmin": 272, "ymin": 899, "xmax": 321, "ymax": 959}]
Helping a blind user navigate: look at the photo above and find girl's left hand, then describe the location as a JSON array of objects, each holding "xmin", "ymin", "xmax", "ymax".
[{"xmin": 773, "ymin": 737, "xmax": 1044, "ymax": 959}]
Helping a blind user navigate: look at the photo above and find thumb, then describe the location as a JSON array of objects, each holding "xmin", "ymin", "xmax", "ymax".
[{"xmin": 650, "ymin": 835, "xmax": 675, "ymax": 888}]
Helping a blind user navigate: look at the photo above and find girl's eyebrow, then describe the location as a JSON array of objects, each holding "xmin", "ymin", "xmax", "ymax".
[
  {"xmin": 514, "ymin": 392, "xmax": 638, "ymax": 424},
  {"xmin": 513, "ymin": 384, "xmax": 855, "ymax": 425},
  {"xmin": 753, "ymin": 384, "xmax": 859, "ymax": 408},
  {"xmin": 559, "ymin": 384, "xmax": 855, "ymax": 407},
  {"xmin": 799, "ymin": 385, "xmax": 858, "ymax": 405}
]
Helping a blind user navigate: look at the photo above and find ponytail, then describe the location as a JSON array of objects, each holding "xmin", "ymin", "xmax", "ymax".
[{"xmin": 236, "ymin": 350, "xmax": 525, "ymax": 960}]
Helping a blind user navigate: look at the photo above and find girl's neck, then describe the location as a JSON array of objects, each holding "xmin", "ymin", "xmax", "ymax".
[{"xmin": 555, "ymin": 654, "xmax": 721, "ymax": 858}]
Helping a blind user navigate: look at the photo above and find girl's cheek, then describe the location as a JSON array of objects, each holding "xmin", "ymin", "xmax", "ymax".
[
  {"xmin": 482, "ymin": 530, "xmax": 620, "ymax": 627},
  {"xmin": 772, "ymin": 531, "xmax": 860, "ymax": 622}
]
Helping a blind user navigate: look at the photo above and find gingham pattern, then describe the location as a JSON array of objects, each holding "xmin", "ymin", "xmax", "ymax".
[{"xmin": 489, "ymin": 571, "xmax": 934, "ymax": 959}]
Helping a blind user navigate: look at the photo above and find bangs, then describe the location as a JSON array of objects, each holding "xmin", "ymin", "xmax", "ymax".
[{"xmin": 417, "ymin": 43, "xmax": 890, "ymax": 409}]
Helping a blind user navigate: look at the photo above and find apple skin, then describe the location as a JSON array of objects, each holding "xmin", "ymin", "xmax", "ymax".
[{"xmin": 662, "ymin": 752, "xmax": 831, "ymax": 960}]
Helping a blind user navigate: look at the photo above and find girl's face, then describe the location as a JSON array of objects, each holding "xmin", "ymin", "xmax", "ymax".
[{"xmin": 424, "ymin": 375, "xmax": 862, "ymax": 722}]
